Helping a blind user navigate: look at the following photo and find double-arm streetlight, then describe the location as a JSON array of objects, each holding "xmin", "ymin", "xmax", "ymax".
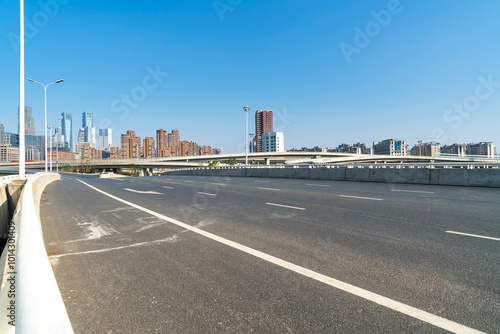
[
  {"xmin": 243, "ymin": 106, "xmax": 251, "ymax": 166},
  {"xmin": 27, "ymin": 78, "xmax": 64, "ymax": 172}
]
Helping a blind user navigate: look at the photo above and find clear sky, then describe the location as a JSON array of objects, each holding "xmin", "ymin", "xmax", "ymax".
[{"xmin": 1, "ymin": 0, "xmax": 499, "ymax": 153}]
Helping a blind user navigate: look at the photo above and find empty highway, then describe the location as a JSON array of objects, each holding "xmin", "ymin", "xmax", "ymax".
[{"xmin": 40, "ymin": 174, "xmax": 500, "ymax": 333}]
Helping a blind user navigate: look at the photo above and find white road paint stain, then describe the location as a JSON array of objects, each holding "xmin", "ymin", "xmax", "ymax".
[
  {"xmin": 265, "ymin": 203, "xmax": 306, "ymax": 211},
  {"xmin": 446, "ymin": 231, "xmax": 500, "ymax": 241},
  {"xmin": 49, "ymin": 235, "xmax": 179, "ymax": 259},
  {"xmin": 124, "ymin": 188, "xmax": 163, "ymax": 195},
  {"xmin": 339, "ymin": 195, "xmax": 383, "ymax": 201}
]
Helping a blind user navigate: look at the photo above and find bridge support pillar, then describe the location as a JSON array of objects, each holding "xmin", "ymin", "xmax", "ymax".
[
  {"xmin": 143, "ymin": 168, "xmax": 152, "ymax": 177},
  {"xmin": 265, "ymin": 158, "xmax": 271, "ymax": 166}
]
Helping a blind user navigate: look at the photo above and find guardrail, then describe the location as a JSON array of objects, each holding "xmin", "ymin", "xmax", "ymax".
[
  {"xmin": 169, "ymin": 161, "xmax": 500, "ymax": 172},
  {"xmin": 0, "ymin": 173, "xmax": 73, "ymax": 334}
]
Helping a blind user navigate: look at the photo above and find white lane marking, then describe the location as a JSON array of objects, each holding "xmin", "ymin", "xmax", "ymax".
[
  {"xmin": 212, "ymin": 183, "xmax": 227, "ymax": 186},
  {"xmin": 163, "ymin": 186, "xmax": 174, "ymax": 189},
  {"xmin": 339, "ymin": 195, "xmax": 383, "ymax": 201},
  {"xmin": 255, "ymin": 180, "xmax": 270, "ymax": 183},
  {"xmin": 184, "ymin": 180, "xmax": 194, "ymax": 183},
  {"xmin": 306, "ymin": 184, "xmax": 330, "ymax": 187},
  {"xmin": 198, "ymin": 192, "xmax": 217, "ymax": 197},
  {"xmin": 76, "ymin": 179, "xmax": 485, "ymax": 334},
  {"xmin": 258, "ymin": 187, "xmax": 280, "ymax": 191},
  {"xmin": 265, "ymin": 202, "xmax": 306, "ymax": 211},
  {"xmin": 111, "ymin": 179, "xmax": 125, "ymax": 181},
  {"xmin": 446, "ymin": 231, "xmax": 500, "ymax": 242},
  {"xmin": 124, "ymin": 188, "xmax": 163, "ymax": 195},
  {"xmin": 391, "ymin": 189, "xmax": 434, "ymax": 194}
]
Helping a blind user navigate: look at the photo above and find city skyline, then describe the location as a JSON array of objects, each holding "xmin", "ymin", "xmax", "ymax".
[{"xmin": 1, "ymin": 1, "xmax": 500, "ymax": 153}]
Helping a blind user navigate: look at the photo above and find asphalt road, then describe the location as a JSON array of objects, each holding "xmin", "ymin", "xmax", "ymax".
[{"xmin": 40, "ymin": 174, "xmax": 500, "ymax": 333}]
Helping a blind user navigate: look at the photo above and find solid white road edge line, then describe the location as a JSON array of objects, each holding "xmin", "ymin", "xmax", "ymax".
[
  {"xmin": 305, "ymin": 184, "xmax": 330, "ymax": 187},
  {"xmin": 258, "ymin": 187, "xmax": 280, "ymax": 191},
  {"xmin": 339, "ymin": 195, "xmax": 383, "ymax": 201},
  {"xmin": 446, "ymin": 231, "xmax": 500, "ymax": 241},
  {"xmin": 76, "ymin": 179, "xmax": 484, "ymax": 334}
]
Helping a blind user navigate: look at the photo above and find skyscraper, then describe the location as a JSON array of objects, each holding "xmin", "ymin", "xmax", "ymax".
[
  {"xmin": 82, "ymin": 111, "xmax": 93, "ymax": 128},
  {"xmin": 18, "ymin": 106, "xmax": 35, "ymax": 136},
  {"xmin": 0, "ymin": 123, "xmax": 4, "ymax": 145},
  {"xmin": 61, "ymin": 112, "xmax": 73, "ymax": 152},
  {"xmin": 98, "ymin": 128, "xmax": 112, "ymax": 150},
  {"xmin": 255, "ymin": 110, "xmax": 273, "ymax": 153}
]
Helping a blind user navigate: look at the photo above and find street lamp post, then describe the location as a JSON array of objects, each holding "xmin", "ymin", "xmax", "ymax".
[
  {"xmin": 27, "ymin": 78, "xmax": 64, "ymax": 172},
  {"xmin": 243, "ymin": 106, "xmax": 251, "ymax": 166},
  {"xmin": 19, "ymin": 0, "xmax": 25, "ymax": 178},
  {"xmin": 56, "ymin": 117, "xmax": 61, "ymax": 173},
  {"xmin": 48, "ymin": 125, "xmax": 53, "ymax": 171}
]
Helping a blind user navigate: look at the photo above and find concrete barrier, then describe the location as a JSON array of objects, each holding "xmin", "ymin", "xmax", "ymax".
[
  {"xmin": 0, "ymin": 173, "xmax": 74, "ymax": 334},
  {"xmin": 163, "ymin": 167, "xmax": 500, "ymax": 187}
]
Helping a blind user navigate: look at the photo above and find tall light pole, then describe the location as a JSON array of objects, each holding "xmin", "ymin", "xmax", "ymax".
[
  {"xmin": 418, "ymin": 140, "xmax": 423, "ymax": 157},
  {"xmin": 56, "ymin": 117, "xmax": 61, "ymax": 173},
  {"xmin": 27, "ymin": 78, "xmax": 64, "ymax": 172},
  {"xmin": 48, "ymin": 126, "xmax": 53, "ymax": 171},
  {"xmin": 243, "ymin": 106, "xmax": 250, "ymax": 166},
  {"xmin": 19, "ymin": 0, "xmax": 25, "ymax": 178}
]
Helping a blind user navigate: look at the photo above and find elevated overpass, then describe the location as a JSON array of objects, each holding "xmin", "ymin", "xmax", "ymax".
[{"xmin": 2, "ymin": 152, "xmax": 498, "ymax": 173}]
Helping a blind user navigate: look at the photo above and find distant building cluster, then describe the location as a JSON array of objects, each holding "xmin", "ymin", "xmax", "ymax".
[
  {"xmin": 290, "ymin": 139, "xmax": 497, "ymax": 158},
  {"xmin": 120, "ymin": 129, "xmax": 222, "ymax": 159},
  {"xmin": 0, "ymin": 106, "xmax": 222, "ymax": 162}
]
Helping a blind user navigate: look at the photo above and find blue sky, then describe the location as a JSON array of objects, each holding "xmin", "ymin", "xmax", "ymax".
[{"xmin": 1, "ymin": 0, "xmax": 499, "ymax": 153}]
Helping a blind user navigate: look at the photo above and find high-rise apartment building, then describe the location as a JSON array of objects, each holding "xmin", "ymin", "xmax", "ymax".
[
  {"xmin": 466, "ymin": 142, "xmax": 496, "ymax": 157},
  {"xmin": 98, "ymin": 128, "xmax": 112, "ymax": 150},
  {"xmin": 168, "ymin": 129, "xmax": 180, "ymax": 156},
  {"xmin": 120, "ymin": 130, "xmax": 141, "ymax": 159},
  {"xmin": 255, "ymin": 110, "xmax": 273, "ymax": 152},
  {"xmin": 143, "ymin": 137, "xmax": 155, "ymax": 158},
  {"xmin": 61, "ymin": 112, "xmax": 73, "ymax": 152},
  {"xmin": 156, "ymin": 129, "xmax": 169, "ymax": 157},
  {"xmin": 440, "ymin": 144, "xmax": 466, "ymax": 156},
  {"xmin": 18, "ymin": 106, "xmax": 35, "ymax": 135},
  {"xmin": 410, "ymin": 142, "xmax": 440, "ymax": 157},
  {"xmin": 373, "ymin": 139, "xmax": 408, "ymax": 156}
]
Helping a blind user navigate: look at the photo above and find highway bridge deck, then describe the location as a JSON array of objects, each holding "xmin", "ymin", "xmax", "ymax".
[{"xmin": 40, "ymin": 175, "xmax": 499, "ymax": 333}]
